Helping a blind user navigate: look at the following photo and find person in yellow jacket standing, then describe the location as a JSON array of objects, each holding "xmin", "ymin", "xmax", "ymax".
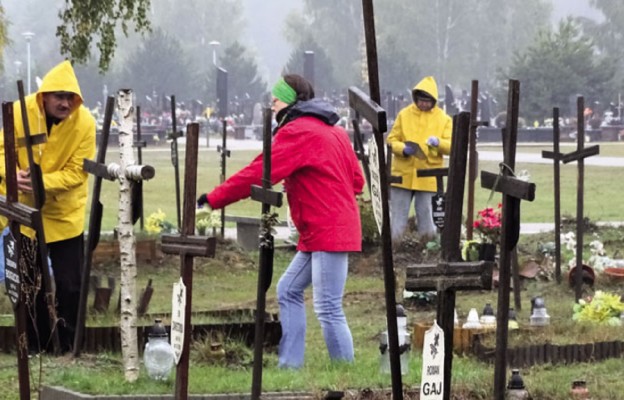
[
  {"xmin": 0, "ymin": 60, "xmax": 96, "ymax": 353},
  {"xmin": 387, "ymin": 76, "xmax": 452, "ymax": 239}
]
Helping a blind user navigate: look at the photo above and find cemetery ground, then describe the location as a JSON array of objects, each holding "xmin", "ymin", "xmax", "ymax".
[{"xmin": 0, "ymin": 142, "xmax": 623, "ymax": 399}]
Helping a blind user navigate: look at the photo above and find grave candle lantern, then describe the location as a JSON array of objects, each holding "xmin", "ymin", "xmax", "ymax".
[
  {"xmin": 144, "ymin": 319, "xmax": 176, "ymax": 380},
  {"xmin": 480, "ymin": 302, "xmax": 496, "ymax": 327},
  {"xmin": 507, "ymin": 369, "xmax": 530, "ymax": 399},
  {"xmin": 530, "ymin": 296, "xmax": 551, "ymax": 326},
  {"xmin": 379, "ymin": 305, "xmax": 411, "ymax": 375}
]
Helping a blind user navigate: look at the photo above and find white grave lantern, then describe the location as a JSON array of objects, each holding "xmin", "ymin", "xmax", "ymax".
[
  {"xmin": 480, "ymin": 302, "xmax": 496, "ymax": 327},
  {"xmin": 530, "ymin": 296, "xmax": 550, "ymax": 326},
  {"xmin": 143, "ymin": 319, "xmax": 176, "ymax": 380},
  {"xmin": 379, "ymin": 305, "xmax": 411, "ymax": 375},
  {"xmin": 462, "ymin": 308, "xmax": 482, "ymax": 329}
]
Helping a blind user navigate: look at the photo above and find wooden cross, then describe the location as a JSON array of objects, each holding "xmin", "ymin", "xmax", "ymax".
[
  {"xmin": 133, "ymin": 105, "xmax": 147, "ymax": 230},
  {"xmin": 73, "ymin": 95, "xmax": 116, "ymax": 357},
  {"xmin": 480, "ymin": 80, "xmax": 536, "ymax": 400},
  {"xmin": 561, "ymin": 96, "xmax": 599, "ymax": 301},
  {"xmin": 15, "ymin": 80, "xmax": 61, "ymax": 354},
  {"xmin": 168, "ymin": 95, "xmax": 184, "ymax": 231},
  {"xmin": 541, "ymin": 107, "xmax": 565, "ymax": 283},
  {"xmin": 0, "ymin": 101, "xmax": 36, "ymax": 399},
  {"xmin": 405, "ymin": 112, "xmax": 495, "ymax": 400},
  {"xmin": 466, "ymin": 80, "xmax": 490, "ymax": 240},
  {"xmin": 160, "ymin": 123, "xmax": 216, "ymax": 400},
  {"xmin": 249, "ymin": 107, "xmax": 283, "ymax": 400},
  {"xmin": 348, "ymin": 83, "xmax": 404, "ymax": 398},
  {"xmin": 216, "ymin": 67, "xmax": 230, "ymax": 238}
]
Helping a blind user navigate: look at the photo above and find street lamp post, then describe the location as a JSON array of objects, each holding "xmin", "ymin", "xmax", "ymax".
[
  {"xmin": 209, "ymin": 40, "xmax": 220, "ymax": 66},
  {"xmin": 23, "ymin": 31, "xmax": 35, "ymax": 94}
]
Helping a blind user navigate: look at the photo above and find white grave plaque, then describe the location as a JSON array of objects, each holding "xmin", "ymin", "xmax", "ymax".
[
  {"xmin": 171, "ymin": 277, "xmax": 186, "ymax": 365},
  {"xmin": 420, "ymin": 321, "xmax": 445, "ymax": 399},
  {"xmin": 367, "ymin": 135, "xmax": 383, "ymax": 234}
]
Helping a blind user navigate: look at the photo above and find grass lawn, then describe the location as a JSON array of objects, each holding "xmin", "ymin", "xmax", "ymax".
[
  {"xmin": 1, "ymin": 226, "xmax": 624, "ymax": 399},
  {"xmin": 94, "ymin": 141, "xmax": 624, "ymax": 232},
  {"xmin": 0, "ymin": 140, "xmax": 623, "ymax": 399}
]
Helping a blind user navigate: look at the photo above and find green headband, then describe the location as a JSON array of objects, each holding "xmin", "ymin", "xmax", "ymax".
[{"xmin": 272, "ymin": 77, "xmax": 297, "ymax": 105}]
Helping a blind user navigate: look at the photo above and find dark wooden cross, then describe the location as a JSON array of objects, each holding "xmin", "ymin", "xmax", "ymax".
[
  {"xmin": 0, "ymin": 101, "xmax": 38, "ymax": 399},
  {"xmin": 16, "ymin": 80, "xmax": 61, "ymax": 354},
  {"xmin": 466, "ymin": 80, "xmax": 490, "ymax": 240},
  {"xmin": 160, "ymin": 123, "xmax": 216, "ymax": 400},
  {"xmin": 349, "ymin": 84, "xmax": 405, "ymax": 398},
  {"xmin": 133, "ymin": 105, "xmax": 147, "ymax": 230},
  {"xmin": 561, "ymin": 96, "xmax": 599, "ymax": 301},
  {"xmin": 249, "ymin": 107, "xmax": 283, "ymax": 400},
  {"xmin": 73, "ymin": 95, "xmax": 116, "ymax": 356},
  {"xmin": 480, "ymin": 80, "xmax": 536, "ymax": 400},
  {"xmin": 405, "ymin": 112, "xmax": 495, "ymax": 400},
  {"xmin": 541, "ymin": 107, "xmax": 565, "ymax": 283},
  {"xmin": 361, "ymin": 1, "xmax": 404, "ymax": 398},
  {"xmin": 216, "ymin": 67, "xmax": 230, "ymax": 238},
  {"xmin": 169, "ymin": 95, "xmax": 183, "ymax": 231}
]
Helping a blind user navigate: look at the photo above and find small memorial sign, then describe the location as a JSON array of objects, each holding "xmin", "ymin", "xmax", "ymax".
[
  {"xmin": 3, "ymin": 231, "xmax": 19, "ymax": 308},
  {"xmin": 431, "ymin": 194, "xmax": 445, "ymax": 229},
  {"xmin": 420, "ymin": 321, "xmax": 445, "ymax": 400},
  {"xmin": 171, "ymin": 277, "xmax": 186, "ymax": 365},
  {"xmin": 367, "ymin": 136, "xmax": 383, "ymax": 234}
]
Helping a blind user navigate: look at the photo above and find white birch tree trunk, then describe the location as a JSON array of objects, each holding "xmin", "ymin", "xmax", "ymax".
[{"xmin": 116, "ymin": 89, "xmax": 139, "ymax": 382}]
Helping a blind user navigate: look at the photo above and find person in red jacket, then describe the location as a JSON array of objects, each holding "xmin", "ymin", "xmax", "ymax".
[{"xmin": 197, "ymin": 74, "xmax": 364, "ymax": 369}]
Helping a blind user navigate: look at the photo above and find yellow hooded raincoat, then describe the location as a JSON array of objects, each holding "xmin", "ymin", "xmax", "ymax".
[
  {"xmin": 386, "ymin": 76, "xmax": 452, "ymax": 192},
  {"xmin": 0, "ymin": 60, "xmax": 96, "ymax": 242}
]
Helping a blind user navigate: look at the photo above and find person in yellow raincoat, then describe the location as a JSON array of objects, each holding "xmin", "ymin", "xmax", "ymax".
[
  {"xmin": 0, "ymin": 60, "xmax": 96, "ymax": 353},
  {"xmin": 386, "ymin": 76, "xmax": 452, "ymax": 239}
]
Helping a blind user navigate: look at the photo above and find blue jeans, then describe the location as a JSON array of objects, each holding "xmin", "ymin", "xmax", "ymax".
[
  {"xmin": 276, "ymin": 251, "xmax": 354, "ymax": 368},
  {"xmin": 390, "ymin": 187, "xmax": 437, "ymax": 239}
]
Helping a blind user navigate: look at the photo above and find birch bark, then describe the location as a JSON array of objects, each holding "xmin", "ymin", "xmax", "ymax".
[{"xmin": 116, "ymin": 89, "xmax": 139, "ymax": 382}]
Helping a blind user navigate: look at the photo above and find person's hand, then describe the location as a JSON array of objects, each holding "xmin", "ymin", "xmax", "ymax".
[
  {"xmin": 197, "ymin": 193, "xmax": 210, "ymax": 208},
  {"xmin": 403, "ymin": 141, "xmax": 417, "ymax": 157},
  {"xmin": 427, "ymin": 136, "xmax": 440, "ymax": 147},
  {"xmin": 16, "ymin": 169, "xmax": 33, "ymax": 193}
]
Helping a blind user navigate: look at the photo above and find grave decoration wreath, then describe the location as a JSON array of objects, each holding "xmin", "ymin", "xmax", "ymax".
[
  {"xmin": 473, "ymin": 204, "xmax": 502, "ymax": 245},
  {"xmin": 572, "ymin": 291, "xmax": 624, "ymax": 326},
  {"xmin": 145, "ymin": 209, "xmax": 175, "ymax": 234}
]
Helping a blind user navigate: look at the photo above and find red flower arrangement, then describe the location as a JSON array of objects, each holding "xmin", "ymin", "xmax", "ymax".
[{"xmin": 473, "ymin": 204, "xmax": 502, "ymax": 244}]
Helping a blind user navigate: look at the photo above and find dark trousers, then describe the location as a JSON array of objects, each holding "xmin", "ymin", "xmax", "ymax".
[{"xmin": 25, "ymin": 233, "xmax": 84, "ymax": 353}]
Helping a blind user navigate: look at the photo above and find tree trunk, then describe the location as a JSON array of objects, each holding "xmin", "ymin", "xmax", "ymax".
[{"xmin": 116, "ymin": 89, "xmax": 140, "ymax": 382}]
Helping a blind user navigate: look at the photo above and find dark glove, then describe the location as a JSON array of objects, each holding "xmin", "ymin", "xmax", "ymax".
[
  {"xmin": 403, "ymin": 141, "xmax": 418, "ymax": 157},
  {"xmin": 197, "ymin": 193, "xmax": 210, "ymax": 208}
]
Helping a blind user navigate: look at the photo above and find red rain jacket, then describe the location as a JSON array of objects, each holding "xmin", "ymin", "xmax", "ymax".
[{"xmin": 207, "ymin": 103, "xmax": 364, "ymax": 252}]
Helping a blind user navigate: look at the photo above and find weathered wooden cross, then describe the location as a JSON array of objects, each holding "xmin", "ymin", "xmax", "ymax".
[
  {"xmin": 16, "ymin": 80, "xmax": 61, "ymax": 354},
  {"xmin": 169, "ymin": 95, "xmax": 183, "ymax": 231},
  {"xmin": 216, "ymin": 67, "xmax": 230, "ymax": 238},
  {"xmin": 0, "ymin": 101, "xmax": 38, "ymax": 399},
  {"xmin": 73, "ymin": 95, "xmax": 116, "ymax": 356},
  {"xmin": 541, "ymin": 107, "xmax": 565, "ymax": 283},
  {"xmin": 133, "ymin": 104, "xmax": 147, "ymax": 230},
  {"xmin": 561, "ymin": 96, "xmax": 599, "ymax": 301},
  {"xmin": 249, "ymin": 107, "xmax": 283, "ymax": 400},
  {"xmin": 360, "ymin": 1, "xmax": 404, "ymax": 398},
  {"xmin": 466, "ymin": 80, "xmax": 490, "ymax": 240},
  {"xmin": 479, "ymin": 80, "xmax": 536, "ymax": 399},
  {"xmin": 405, "ymin": 112, "xmax": 495, "ymax": 400},
  {"xmin": 160, "ymin": 122, "xmax": 216, "ymax": 399}
]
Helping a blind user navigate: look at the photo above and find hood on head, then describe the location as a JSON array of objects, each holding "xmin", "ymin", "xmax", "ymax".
[
  {"xmin": 412, "ymin": 76, "xmax": 439, "ymax": 106},
  {"xmin": 36, "ymin": 60, "xmax": 84, "ymax": 113}
]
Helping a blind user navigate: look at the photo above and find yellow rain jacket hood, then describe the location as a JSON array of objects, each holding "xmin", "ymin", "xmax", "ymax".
[
  {"xmin": 0, "ymin": 60, "xmax": 96, "ymax": 242},
  {"xmin": 387, "ymin": 76, "xmax": 452, "ymax": 192}
]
